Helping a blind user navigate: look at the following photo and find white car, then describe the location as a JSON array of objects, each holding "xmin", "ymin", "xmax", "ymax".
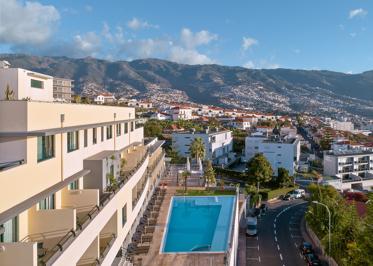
[
  {"xmin": 292, "ymin": 189, "xmax": 305, "ymax": 199},
  {"xmin": 246, "ymin": 217, "xmax": 257, "ymax": 236}
]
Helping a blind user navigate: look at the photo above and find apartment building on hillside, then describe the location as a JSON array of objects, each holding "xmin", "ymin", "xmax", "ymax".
[
  {"xmin": 0, "ymin": 68, "xmax": 166, "ymax": 266},
  {"xmin": 244, "ymin": 135, "xmax": 300, "ymax": 176},
  {"xmin": 172, "ymin": 128, "xmax": 235, "ymax": 166},
  {"xmin": 53, "ymin": 78, "xmax": 74, "ymax": 103}
]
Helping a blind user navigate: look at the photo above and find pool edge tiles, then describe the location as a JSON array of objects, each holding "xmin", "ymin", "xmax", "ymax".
[{"xmin": 160, "ymin": 195, "xmax": 236, "ymax": 254}]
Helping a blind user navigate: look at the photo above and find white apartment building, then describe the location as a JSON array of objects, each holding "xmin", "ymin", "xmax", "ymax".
[
  {"xmin": 329, "ymin": 120, "xmax": 354, "ymax": 132},
  {"xmin": 172, "ymin": 129, "xmax": 235, "ymax": 166},
  {"xmin": 244, "ymin": 135, "xmax": 300, "ymax": 176},
  {"xmin": 0, "ymin": 61, "xmax": 53, "ymax": 102},
  {"xmin": 53, "ymin": 78, "xmax": 74, "ymax": 103},
  {"xmin": 94, "ymin": 93, "xmax": 116, "ymax": 104},
  {"xmin": 171, "ymin": 106, "xmax": 193, "ymax": 120},
  {"xmin": 0, "ymin": 74, "xmax": 166, "ymax": 265},
  {"xmin": 323, "ymin": 148, "xmax": 373, "ymax": 190}
]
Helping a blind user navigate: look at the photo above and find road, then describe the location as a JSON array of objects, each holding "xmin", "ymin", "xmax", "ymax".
[{"xmin": 246, "ymin": 199, "xmax": 309, "ymax": 266}]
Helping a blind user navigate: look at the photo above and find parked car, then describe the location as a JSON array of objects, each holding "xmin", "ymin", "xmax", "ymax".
[
  {"xmin": 260, "ymin": 203, "xmax": 268, "ymax": 214},
  {"xmin": 283, "ymin": 193, "xmax": 294, "ymax": 201},
  {"xmin": 294, "ymin": 189, "xmax": 306, "ymax": 198},
  {"xmin": 300, "ymin": 242, "xmax": 313, "ymax": 256},
  {"xmin": 305, "ymin": 253, "xmax": 321, "ymax": 266},
  {"xmin": 246, "ymin": 216, "xmax": 258, "ymax": 236}
]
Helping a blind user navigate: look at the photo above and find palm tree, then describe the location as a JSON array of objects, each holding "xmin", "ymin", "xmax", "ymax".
[
  {"xmin": 203, "ymin": 160, "xmax": 216, "ymax": 188},
  {"xmin": 189, "ymin": 137, "xmax": 205, "ymax": 163},
  {"xmin": 4, "ymin": 84, "xmax": 14, "ymax": 100},
  {"xmin": 182, "ymin": 170, "xmax": 191, "ymax": 193}
]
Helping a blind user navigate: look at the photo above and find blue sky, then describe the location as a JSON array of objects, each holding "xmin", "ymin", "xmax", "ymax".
[{"xmin": 0, "ymin": 0, "xmax": 372, "ymax": 73}]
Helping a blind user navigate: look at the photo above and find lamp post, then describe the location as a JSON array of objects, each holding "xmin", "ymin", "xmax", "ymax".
[{"xmin": 312, "ymin": 201, "xmax": 331, "ymax": 265}]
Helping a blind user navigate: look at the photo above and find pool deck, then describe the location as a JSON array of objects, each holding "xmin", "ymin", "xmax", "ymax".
[{"xmin": 132, "ymin": 185, "xmax": 227, "ymax": 266}]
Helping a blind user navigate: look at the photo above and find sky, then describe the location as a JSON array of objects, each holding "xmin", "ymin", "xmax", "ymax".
[{"xmin": 0, "ymin": 0, "xmax": 372, "ymax": 73}]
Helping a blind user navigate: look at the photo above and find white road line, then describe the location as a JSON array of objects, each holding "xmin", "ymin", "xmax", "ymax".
[
  {"xmin": 247, "ymin": 257, "xmax": 260, "ymax": 261},
  {"xmin": 280, "ymin": 253, "xmax": 283, "ymax": 260},
  {"xmin": 259, "ymin": 256, "xmax": 261, "ymax": 262},
  {"xmin": 277, "ymin": 244, "xmax": 280, "ymax": 250},
  {"xmin": 274, "ymin": 229, "xmax": 277, "ymax": 235},
  {"xmin": 274, "ymin": 223, "xmax": 276, "ymax": 228},
  {"xmin": 256, "ymin": 236, "xmax": 259, "ymax": 241},
  {"xmin": 299, "ymin": 253, "xmax": 303, "ymax": 258},
  {"xmin": 294, "ymin": 243, "xmax": 298, "ymax": 248},
  {"xmin": 275, "ymin": 236, "xmax": 278, "ymax": 242}
]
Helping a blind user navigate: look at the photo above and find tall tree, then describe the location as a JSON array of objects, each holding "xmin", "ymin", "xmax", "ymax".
[
  {"xmin": 189, "ymin": 137, "xmax": 205, "ymax": 162},
  {"xmin": 181, "ymin": 170, "xmax": 191, "ymax": 193},
  {"xmin": 144, "ymin": 119, "xmax": 162, "ymax": 137},
  {"xmin": 277, "ymin": 167, "xmax": 293, "ymax": 187},
  {"xmin": 246, "ymin": 153, "xmax": 273, "ymax": 191},
  {"xmin": 203, "ymin": 160, "xmax": 216, "ymax": 188}
]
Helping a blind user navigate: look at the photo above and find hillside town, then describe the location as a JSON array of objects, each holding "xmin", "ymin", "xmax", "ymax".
[{"xmin": 0, "ymin": 60, "xmax": 372, "ymax": 266}]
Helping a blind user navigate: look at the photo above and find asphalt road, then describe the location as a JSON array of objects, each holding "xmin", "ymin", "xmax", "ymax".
[{"xmin": 246, "ymin": 199, "xmax": 309, "ymax": 266}]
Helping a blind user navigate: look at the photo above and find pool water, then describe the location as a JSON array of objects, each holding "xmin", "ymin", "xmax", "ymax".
[{"xmin": 162, "ymin": 196, "xmax": 236, "ymax": 253}]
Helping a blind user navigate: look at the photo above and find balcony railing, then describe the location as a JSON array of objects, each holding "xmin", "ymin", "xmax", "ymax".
[
  {"xmin": 38, "ymin": 149, "xmax": 150, "ymax": 265},
  {"xmin": 98, "ymin": 233, "xmax": 116, "ymax": 264},
  {"xmin": 0, "ymin": 159, "xmax": 25, "ymax": 172}
]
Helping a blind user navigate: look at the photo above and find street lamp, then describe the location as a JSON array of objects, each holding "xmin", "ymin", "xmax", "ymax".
[{"xmin": 312, "ymin": 201, "xmax": 331, "ymax": 265}]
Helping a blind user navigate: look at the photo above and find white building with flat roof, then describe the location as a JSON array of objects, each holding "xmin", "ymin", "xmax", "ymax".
[
  {"xmin": 244, "ymin": 135, "xmax": 300, "ymax": 176},
  {"xmin": 0, "ymin": 69, "xmax": 166, "ymax": 266},
  {"xmin": 0, "ymin": 62, "xmax": 53, "ymax": 102},
  {"xmin": 323, "ymin": 148, "xmax": 373, "ymax": 190},
  {"xmin": 172, "ymin": 129, "xmax": 235, "ymax": 166}
]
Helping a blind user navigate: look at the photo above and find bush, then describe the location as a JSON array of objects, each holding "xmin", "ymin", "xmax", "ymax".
[
  {"xmin": 247, "ymin": 186, "xmax": 297, "ymax": 200},
  {"xmin": 214, "ymin": 167, "xmax": 246, "ymax": 180}
]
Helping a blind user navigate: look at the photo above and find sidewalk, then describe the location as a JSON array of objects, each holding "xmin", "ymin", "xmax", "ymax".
[
  {"xmin": 300, "ymin": 217, "xmax": 337, "ymax": 266},
  {"xmin": 237, "ymin": 215, "xmax": 246, "ymax": 266}
]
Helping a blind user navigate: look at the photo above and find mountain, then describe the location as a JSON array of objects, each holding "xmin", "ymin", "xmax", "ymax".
[{"xmin": 1, "ymin": 54, "xmax": 372, "ymax": 118}]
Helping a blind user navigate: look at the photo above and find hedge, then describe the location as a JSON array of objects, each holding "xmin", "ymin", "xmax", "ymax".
[
  {"xmin": 248, "ymin": 186, "xmax": 297, "ymax": 201},
  {"xmin": 213, "ymin": 167, "xmax": 246, "ymax": 180}
]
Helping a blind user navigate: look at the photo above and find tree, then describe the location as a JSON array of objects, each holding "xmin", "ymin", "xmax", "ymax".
[
  {"xmin": 72, "ymin": 95, "xmax": 81, "ymax": 103},
  {"xmin": 4, "ymin": 84, "xmax": 14, "ymax": 100},
  {"xmin": 181, "ymin": 171, "xmax": 191, "ymax": 193},
  {"xmin": 277, "ymin": 167, "xmax": 293, "ymax": 187},
  {"xmin": 246, "ymin": 153, "xmax": 273, "ymax": 191},
  {"xmin": 203, "ymin": 160, "xmax": 216, "ymax": 188},
  {"xmin": 189, "ymin": 137, "xmax": 205, "ymax": 162},
  {"xmin": 144, "ymin": 120, "xmax": 163, "ymax": 137}
]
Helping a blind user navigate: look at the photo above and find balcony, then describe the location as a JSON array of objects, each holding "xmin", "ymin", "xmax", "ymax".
[
  {"xmin": 37, "ymin": 147, "xmax": 149, "ymax": 265},
  {"xmin": 0, "ymin": 159, "xmax": 25, "ymax": 172}
]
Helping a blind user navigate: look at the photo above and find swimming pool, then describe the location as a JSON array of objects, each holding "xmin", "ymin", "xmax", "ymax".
[{"xmin": 161, "ymin": 196, "xmax": 236, "ymax": 253}]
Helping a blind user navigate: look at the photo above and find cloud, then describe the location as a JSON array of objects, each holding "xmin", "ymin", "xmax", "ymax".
[
  {"xmin": 73, "ymin": 32, "xmax": 101, "ymax": 56},
  {"xmin": 349, "ymin": 8, "xmax": 367, "ymax": 19},
  {"xmin": 243, "ymin": 59, "xmax": 280, "ymax": 69},
  {"xmin": 127, "ymin": 18, "xmax": 159, "ymax": 30},
  {"xmin": 169, "ymin": 47, "xmax": 215, "ymax": 64},
  {"xmin": 180, "ymin": 28, "xmax": 218, "ymax": 49},
  {"xmin": 0, "ymin": 0, "xmax": 60, "ymax": 45},
  {"xmin": 350, "ymin": 32, "xmax": 357, "ymax": 38},
  {"xmin": 242, "ymin": 37, "xmax": 258, "ymax": 50}
]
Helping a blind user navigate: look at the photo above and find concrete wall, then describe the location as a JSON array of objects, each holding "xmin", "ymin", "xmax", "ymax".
[
  {"xmin": 61, "ymin": 189, "xmax": 99, "ymax": 211},
  {"xmin": 0, "ymin": 242, "xmax": 37, "ymax": 266}
]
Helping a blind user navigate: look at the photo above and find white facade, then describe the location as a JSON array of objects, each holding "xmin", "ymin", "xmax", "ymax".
[
  {"xmin": 323, "ymin": 149, "xmax": 373, "ymax": 190},
  {"xmin": 171, "ymin": 107, "xmax": 193, "ymax": 120},
  {"xmin": 329, "ymin": 120, "xmax": 354, "ymax": 132},
  {"xmin": 94, "ymin": 94, "xmax": 116, "ymax": 104},
  {"xmin": 150, "ymin": 112, "xmax": 171, "ymax": 120},
  {"xmin": 0, "ymin": 66, "xmax": 53, "ymax": 101},
  {"xmin": 244, "ymin": 136, "xmax": 300, "ymax": 176},
  {"xmin": 172, "ymin": 130, "xmax": 234, "ymax": 165}
]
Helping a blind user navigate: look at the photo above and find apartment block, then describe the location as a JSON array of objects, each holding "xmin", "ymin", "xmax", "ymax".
[
  {"xmin": 323, "ymin": 148, "xmax": 373, "ymax": 190},
  {"xmin": 0, "ymin": 97, "xmax": 165, "ymax": 264},
  {"xmin": 172, "ymin": 128, "xmax": 235, "ymax": 166},
  {"xmin": 53, "ymin": 78, "xmax": 74, "ymax": 103},
  {"xmin": 244, "ymin": 135, "xmax": 300, "ymax": 176}
]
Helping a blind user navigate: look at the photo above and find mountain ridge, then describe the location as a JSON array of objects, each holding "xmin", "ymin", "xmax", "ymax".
[{"xmin": 1, "ymin": 53, "xmax": 372, "ymax": 118}]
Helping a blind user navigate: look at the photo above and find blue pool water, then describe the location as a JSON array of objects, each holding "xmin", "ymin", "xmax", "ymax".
[{"xmin": 162, "ymin": 196, "xmax": 236, "ymax": 253}]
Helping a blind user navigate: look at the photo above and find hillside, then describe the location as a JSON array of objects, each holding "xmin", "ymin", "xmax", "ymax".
[{"xmin": 1, "ymin": 54, "xmax": 372, "ymax": 118}]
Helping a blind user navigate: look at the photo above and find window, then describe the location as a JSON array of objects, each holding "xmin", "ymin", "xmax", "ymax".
[
  {"xmin": 124, "ymin": 123, "xmax": 128, "ymax": 134},
  {"xmin": 84, "ymin": 129, "xmax": 88, "ymax": 147},
  {"xmin": 122, "ymin": 204, "xmax": 127, "ymax": 227},
  {"xmin": 116, "ymin": 123, "xmax": 121, "ymax": 136},
  {"xmin": 101, "ymin": 127, "xmax": 104, "ymax": 142},
  {"xmin": 107, "ymin": 125, "xmax": 113, "ymax": 139},
  {"xmin": 30, "ymin": 79, "xmax": 43, "ymax": 89},
  {"xmin": 68, "ymin": 180, "xmax": 79, "ymax": 190},
  {"xmin": 67, "ymin": 131, "xmax": 79, "ymax": 152},
  {"xmin": 130, "ymin": 122, "xmax": 134, "ymax": 132},
  {"xmin": 38, "ymin": 194, "xmax": 55, "ymax": 210},
  {"xmin": 37, "ymin": 135, "xmax": 54, "ymax": 162},
  {"xmin": 0, "ymin": 216, "xmax": 18, "ymax": 243},
  {"xmin": 93, "ymin": 128, "xmax": 97, "ymax": 144}
]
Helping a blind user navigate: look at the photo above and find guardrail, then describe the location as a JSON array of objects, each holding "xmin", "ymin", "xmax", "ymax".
[{"xmin": 0, "ymin": 159, "xmax": 25, "ymax": 171}]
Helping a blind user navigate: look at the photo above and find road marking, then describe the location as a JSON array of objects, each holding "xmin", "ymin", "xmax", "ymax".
[
  {"xmin": 275, "ymin": 236, "xmax": 278, "ymax": 242},
  {"xmin": 274, "ymin": 229, "xmax": 277, "ymax": 235},
  {"xmin": 274, "ymin": 218, "xmax": 277, "ymax": 223},
  {"xmin": 277, "ymin": 244, "xmax": 280, "ymax": 250},
  {"xmin": 273, "ymin": 223, "xmax": 276, "ymax": 228},
  {"xmin": 294, "ymin": 243, "xmax": 298, "ymax": 248},
  {"xmin": 247, "ymin": 245, "xmax": 259, "ymax": 251},
  {"xmin": 247, "ymin": 257, "xmax": 260, "ymax": 261},
  {"xmin": 256, "ymin": 236, "xmax": 259, "ymax": 241},
  {"xmin": 279, "ymin": 253, "xmax": 283, "ymax": 260},
  {"xmin": 299, "ymin": 253, "xmax": 303, "ymax": 259},
  {"xmin": 259, "ymin": 256, "xmax": 261, "ymax": 262}
]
